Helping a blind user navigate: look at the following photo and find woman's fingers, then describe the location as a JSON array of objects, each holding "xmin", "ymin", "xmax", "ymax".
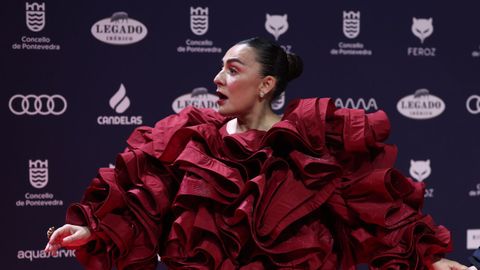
[
  {"xmin": 45, "ymin": 225, "xmax": 69, "ymax": 253},
  {"xmin": 44, "ymin": 224, "xmax": 92, "ymax": 253},
  {"xmin": 44, "ymin": 242, "xmax": 61, "ymax": 254},
  {"xmin": 47, "ymin": 225, "xmax": 68, "ymax": 245},
  {"xmin": 62, "ymin": 226, "xmax": 91, "ymax": 246},
  {"xmin": 61, "ymin": 230, "xmax": 81, "ymax": 245},
  {"xmin": 446, "ymin": 259, "xmax": 468, "ymax": 270},
  {"xmin": 432, "ymin": 258, "xmax": 468, "ymax": 270}
]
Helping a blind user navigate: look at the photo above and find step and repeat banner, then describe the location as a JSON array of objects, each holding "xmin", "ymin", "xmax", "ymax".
[{"xmin": 1, "ymin": 0, "xmax": 479, "ymax": 269}]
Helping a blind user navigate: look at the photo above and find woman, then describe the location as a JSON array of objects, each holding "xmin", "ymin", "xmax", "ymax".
[{"xmin": 45, "ymin": 37, "xmax": 467, "ymax": 269}]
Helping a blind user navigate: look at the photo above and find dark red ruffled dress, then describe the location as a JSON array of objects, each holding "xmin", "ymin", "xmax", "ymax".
[{"xmin": 66, "ymin": 98, "xmax": 451, "ymax": 269}]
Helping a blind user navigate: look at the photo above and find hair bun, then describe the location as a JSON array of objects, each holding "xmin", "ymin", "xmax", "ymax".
[{"xmin": 286, "ymin": 53, "xmax": 303, "ymax": 82}]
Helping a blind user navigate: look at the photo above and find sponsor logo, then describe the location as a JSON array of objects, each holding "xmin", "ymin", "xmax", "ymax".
[
  {"xmin": 407, "ymin": 17, "xmax": 436, "ymax": 56},
  {"xmin": 17, "ymin": 249, "xmax": 75, "ymax": 261},
  {"xmin": 469, "ymin": 183, "xmax": 480, "ymax": 197},
  {"xmin": 190, "ymin": 7, "xmax": 208, "ymax": 36},
  {"xmin": 406, "ymin": 47, "xmax": 436, "ymax": 56},
  {"xmin": 172, "ymin": 87, "xmax": 219, "ymax": 113},
  {"xmin": 11, "ymin": 2, "xmax": 60, "ymax": 51},
  {"xmin": 16, "ymin": 159, "xmax": 64, "ymax": 207},
  {"xmin": 343, "ymin": 11, "xmax": 360, "ymax": 39},
  {"xmin": 265, "ymin": 14, "xmax": 289, "ymax": 41},
  {"xmin": 177, "ymin": 39, "xmax": 222, "ymax": 53},
  {"xmin": 91, "ymin": 12, "xmax": 148, "ymax": 45},
  {"xmin": 29, "ymin": 159, "xmax": 48, "ymax": 189},
  {"xmin": 411, "ymin": 17, "xmax": 433, "ymax": 44},
  {"xmin": 397, "ymin": 89, "xmax": 445, "ymax": 119},
  {"xmin": 409, "ymin": 159, "xmax": 434, "ymax": 198},
  {"xmin": 330, "ymin": 10, "xmax": 372, "ymax": 56},
  {"xmin": 263, "ymin": 13, "xmax": 294, "ymax": 55},
  {"xmin": 466, "ymin": 95, "xmax": 480, "ymax": 114},
  {"xmin": 472, "ymin": 45, "xmax": 480, "ymax": 58},
  {"xmin": 97, "ymin": 84, "xmax": 142, "ymax": 125},
  {"xmin": 176, "ymin": 7, "xmax": 222, "ymax": 54},
  {"xmin": 467, "ymin": 229, "xmax": 480, "ymax": 250},
  {"xmin": 409, "ymin": 159, "xmax": 431, "ymax": 182},
  {"xmin": 271, "ymin": 92, "xmax": 285, "ymax": 111},
  {"xmin": 109, "ymin": 83, "xmax": 130, "ymax": 113},
  {"xmin": 334, "ymin": 97, "xmax": 378, "ymax": 111},
  {"xmin": 172, "ymin": 87, "xmax": 286, "ymax": 114},
  {"xmin": 26, "ymin": 2, "xmax": 45, "ymax": 32},
  {"xmin": 330, "ymin": 42, "xmax": 372, "ymax": 56},
  {"xmin": 12, "ymin": 36, "xmax": 61, "ymax": 50},
  {"xmin": 9, "ymin": 94, "xmax": 67, "ymax": 116},
  {"xmin": 16, "ymin": 192, "xmax": 63, "ymax": 207}
]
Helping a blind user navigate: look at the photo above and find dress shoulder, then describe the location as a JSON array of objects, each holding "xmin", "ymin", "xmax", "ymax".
[
  {"xmin": 65, "ymin": 106, "xmax": 226, "ymax": 269},
  {"xmin": 126, "ymin": 106, "xmax": 226, "ymax": 160},
  {"xmin": 277, "ymin": 98, "xmax": 451, "ymax": 268}
]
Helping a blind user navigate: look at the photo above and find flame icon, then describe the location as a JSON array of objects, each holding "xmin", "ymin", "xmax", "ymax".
[{"xmin": 109, "ymin": 83, "xmax": 130, "ymax": 113}]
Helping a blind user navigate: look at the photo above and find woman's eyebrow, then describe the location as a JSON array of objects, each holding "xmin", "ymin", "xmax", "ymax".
[{"xmin": 223, "ymin": 58, "xmax": 246, "ymax": 66}]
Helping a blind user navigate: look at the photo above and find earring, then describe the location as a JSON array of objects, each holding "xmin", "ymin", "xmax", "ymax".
[{"xmin": 259, "ymin": 92, "xmax": 265, "ymax": 98}]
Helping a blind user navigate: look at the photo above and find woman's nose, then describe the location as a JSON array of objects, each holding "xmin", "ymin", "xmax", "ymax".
[{"xmin": 213, "ymin": 70, "xmax": 224, "ymax": 86}]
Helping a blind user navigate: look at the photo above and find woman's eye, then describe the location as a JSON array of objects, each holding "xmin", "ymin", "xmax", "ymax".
[{"xmin": 228, "ymin": 68, "xmax": 237, "ymax": 74}]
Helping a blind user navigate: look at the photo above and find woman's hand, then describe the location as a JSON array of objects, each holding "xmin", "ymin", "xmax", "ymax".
[
  {"xmin": 44, "ymin": 224, "xmax": 93, "ymax": 253},
  {"xmin": 432, "ymin": 258, "xmax": 468, "ymax": 270}
]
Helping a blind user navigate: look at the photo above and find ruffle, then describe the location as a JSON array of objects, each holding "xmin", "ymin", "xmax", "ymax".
[{"xmin": 66, "ymin": 98, "xmax": 451, "ymax": 269}]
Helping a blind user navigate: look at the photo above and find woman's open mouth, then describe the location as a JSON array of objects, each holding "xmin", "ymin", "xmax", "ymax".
[{"xmin": 216, "ymin": 91, "xmax": 228, "ymax": 105}]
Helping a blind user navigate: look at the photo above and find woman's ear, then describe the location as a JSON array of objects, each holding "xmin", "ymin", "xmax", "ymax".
[{"xmin": 259, "ymin": 75, "xmax": 276, "ymax": 96}]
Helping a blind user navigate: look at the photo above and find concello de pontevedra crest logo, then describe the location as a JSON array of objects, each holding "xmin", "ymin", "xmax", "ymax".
[
  {"xmin": 29, "ymin": 159, "xmax": 48, "ymax": 189},
  {"xmin": 190, "ymin": 7, "xmax": 209, "ymax": 36},
  {"xmin": 343, "ymin": 11, "xmax": 360, "ymax": 39},
  {"xmin": 26, "ymin": 2, "xmax": 45, "ymax": 32}
]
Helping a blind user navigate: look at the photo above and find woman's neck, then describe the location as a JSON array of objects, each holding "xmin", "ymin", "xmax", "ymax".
[{"xmin": 234, "ymin": 104, "xmax": 281, "ymax": 133}]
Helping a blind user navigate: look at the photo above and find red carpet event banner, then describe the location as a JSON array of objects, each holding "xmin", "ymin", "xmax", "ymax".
[{"xmin": 1, "ymin": 0, "xmax": 479, "ymax": 269}]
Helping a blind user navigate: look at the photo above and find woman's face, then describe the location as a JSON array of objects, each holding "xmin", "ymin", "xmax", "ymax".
[{"xmin": 214, "ymin": 44, "xmax": 264, "ymax": 116}]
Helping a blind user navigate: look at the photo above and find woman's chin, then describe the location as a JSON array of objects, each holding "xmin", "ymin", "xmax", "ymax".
[
  {"xmin": 218, "ymin": 108, "xmax": 229, "ymax": 116},
  {"xmin": 218, "ymin": 106, "xmax": 235, "ymax": 117}
]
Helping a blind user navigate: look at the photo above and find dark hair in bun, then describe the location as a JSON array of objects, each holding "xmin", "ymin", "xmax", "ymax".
[{"xmin": 236, "ymin": 37, "xmax": 303, "ymax": 99}]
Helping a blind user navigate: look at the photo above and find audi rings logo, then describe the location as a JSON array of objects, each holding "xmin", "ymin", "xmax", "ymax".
[
  {"xmin": 8, "ymin": 94, "xmax": 67, "ymax": 115},
  {"xmin": 466, "ymin": 95, "xmax": 480, "ymax": 114}
]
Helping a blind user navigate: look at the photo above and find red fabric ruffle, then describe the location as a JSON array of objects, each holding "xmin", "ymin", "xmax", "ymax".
[{"xmin": 66, "ymin": 98, "xmax": 451, "ymax": 269}]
